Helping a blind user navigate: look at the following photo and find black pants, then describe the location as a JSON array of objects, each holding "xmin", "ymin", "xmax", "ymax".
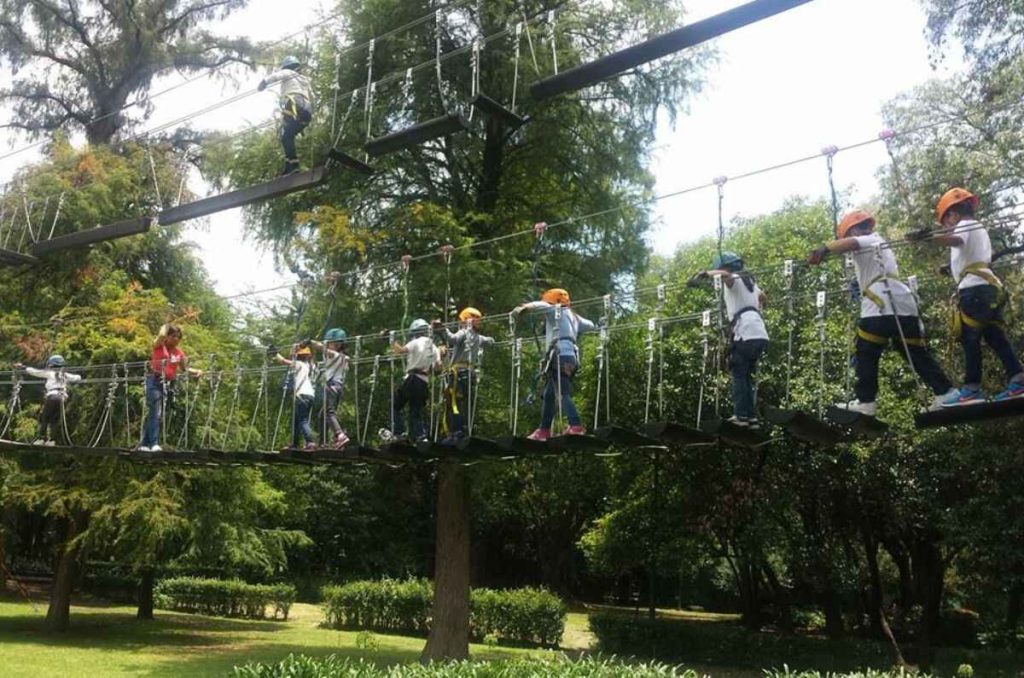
[
  {"xmin": 393, "ymin": 374, "xmax": 429, "ymax": 440},
  {"xmin": 280, "ymin": 99, "xmax": 311, "ymax": 172},
  {"xmin": 444, "ymin": 369, "xmax": 476, "ymax": 437},
  {"xmin": 729, "ymin": 339, "xmax": 768, "ymax": 419},
  {"xmin": 37, "ymin": 394, "xmax": 67, "ymax": 443},
  {"xmin": 855, "ymin": 316, "xmax": 952, "ymax": 403},
  {"xmin": 958, "ymin": 285, "xmax": 1023, "ymax": 387}
]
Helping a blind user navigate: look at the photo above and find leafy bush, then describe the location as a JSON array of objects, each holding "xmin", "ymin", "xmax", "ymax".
[
  {"xmin": 320, "ymin": 578, "xmax": 566, "ymax": 646},
  {"xmin": 234, "ymin": 654, "xmax": 705, "ymax": 677},
  {"xmin": 589, "ymin": 613, "xmax": 891, "ymax": 672},
  {"xmin": 762, "ymin": 670, "xmax": 929, "ymax": 678},
  {"xmin": 154, "ymin": 577, "xmax": 296, "ymax": 621}
]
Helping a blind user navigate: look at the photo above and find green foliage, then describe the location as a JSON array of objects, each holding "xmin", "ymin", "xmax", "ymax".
[
  {"xmin": 321, "ymin": 578, "xmax": 566, "ymax": 646},
  {"xmin": 234, "ymin": 654, "xmax": 705, "ymax": 678},
  {"xmin": 154, "ymin": 576, "xmax": 296, "ymax": 621}
]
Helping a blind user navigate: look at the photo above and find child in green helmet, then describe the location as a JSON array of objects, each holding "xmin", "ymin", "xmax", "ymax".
[{"xmin": 311, "ymin": 328, "xmax": 350, "ymax": 448}]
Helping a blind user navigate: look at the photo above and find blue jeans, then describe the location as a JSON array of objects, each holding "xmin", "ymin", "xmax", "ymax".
[
  {"xmin": 541, "ymin": 354, "xmax": 580, "ymax": 429},
  {"xmin": 141, "ymin": 375, "xmax": 164, "ymax": 447},
  {"xmin": 729, "ymin": 339, "xmax": 768, "ymax": 419},
  {"xmin": 959, "ymin": 285, "xmax": 1023, "ymax": 388},
  {"xmin": 292, "ymin": 395, "xmax": 315, "ymax": 447}
]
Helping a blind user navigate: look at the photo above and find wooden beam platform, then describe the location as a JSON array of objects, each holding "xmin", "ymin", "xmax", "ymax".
[
  {"xmin": 642, "ymin": 421, "xmax": 716, "ymax": 447},
  {"xmin": 550, "ymin": 433, "xmax": 611, "ymax": 454},
  {"xmin": 915, "ymin": 397, "xmax": 1024, "ymax": 429},
  {"xmin": 32, "ymin": 217, "xmax": 152, "ymax": 256},
  {"xmin": 495, "ymin": 435, "xmax": 560, "ymax": 457},
  {"xmin": 595, "ymin": 425, "xmax": 665, "ymax": 449},
  {"xmin": 471, "ymin": 94, "xmax": 527, "ymax": 129},
  {"xmin": 157, "ymin": 167, "xmax": 328, "ymax": 226},
  {"xmin": 530, "ymin": 0, "xmax": 814, "ymax": 100},
  {"xmin": 0, "ymin": 247, "xmax": 38, "ymax": 267},
  {"xmin": 701, "ymin": 418, "xmax": 771, "ymax": 449},
  {"xmin": 765, "ymin": 407, "xmax": 845, "ymax": 446},
  {"xmin": 327, "ymin": 148, "xmax": 375, "ymax": 175},
  {"xmin": 825, "ymin": 406, "xmax": 888, "ymax": 439},
  {"xmin": 365, "ymin": 114, "xmax": 468, "ymax": 157}
]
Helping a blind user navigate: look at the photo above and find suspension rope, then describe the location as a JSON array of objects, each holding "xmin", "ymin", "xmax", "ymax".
[
  {"xmin": 696, "ymin": 309, "xmax": 711, "ymax": 427},
  {"xmin": 816, "ymin": 287, "xmax": 827, "ymax": 418}
]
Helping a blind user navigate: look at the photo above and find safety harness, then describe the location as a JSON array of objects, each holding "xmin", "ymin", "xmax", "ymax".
[
  {"xmin": 854, "ymin": 275, "xmax": 927, "ymax": 347},
  {"xmin": 282, "ymin": 93, "xmax": 312, "ymax": 123},
  {"xmin": 952, "ymin": 262, "xmax": 1007, "ymax": 335}
]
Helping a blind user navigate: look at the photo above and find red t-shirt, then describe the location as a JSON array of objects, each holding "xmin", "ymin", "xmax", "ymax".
[{"xmin": 150, "ymin": 345, "xmax": 186, "ymax": 380}]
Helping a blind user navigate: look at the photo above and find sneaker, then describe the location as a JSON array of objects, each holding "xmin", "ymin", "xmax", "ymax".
[
  {"xmin": 440, "ymin": 434, "xmax": 463, "ymax": 447},
  {"xmin": 44, "ymin": 440, "xmax": 56, "ymax": 447},
  {"xmin": 32, "ymin": 439, "xmax": 46, "ymax": 446},
  {"xmin": 941, "ymin": 387, "xmax": 985, "ymax": 407},
  {"xmin": 562, "ymin": 425, "xmax": 586, "ymax": 436},
  {"xmin": 150, "ymin": 444, "xmax": 163, "ymax": 452},
  {"xmin": 137, "ymin": 445, "xmax": 152, "ymax": 452},
  {"xmin": 725, "ymin": 416, "xmax": 750, "ymax": 428},
  {"xmin": 414, "ymin": 435, "xmax": 429, "ymax": 445},
  {"xmin": 301, "ymin": 442, "xmax": 316, "ymax": 451},
  {"xmin": 836, "ymin": 400, "xmax": 878, "ymax": 417},
  {"xmin": 378, "ymin": 428, "xmax": 395, "ymax": 444},
  {"xmin": 745, "ymin": 419, "xmax": 761, "ymax": 431},
  {"xmin": 526, "ymin": 428, "xmax": 551, "ymax": 442},
  {"xmin": 994, "ymin": 382, "xmax": 1024, "ymax": 402},
  {"xmin": 334, "ymin": 433, "xmax": 350, "ymax": 449},
  {"xmin": 929, "ymin": 388, "xmax": 960, "ymax": 412}
]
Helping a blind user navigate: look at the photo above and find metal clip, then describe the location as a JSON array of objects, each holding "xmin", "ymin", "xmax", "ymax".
[
  {"xmin": 816, "ymin": 291, "xmax": 826, "ymax": 309},
  {"xmin": 712, "ymin": 273, "xmax": 723, "ymax": 291},
  {"xmin": 702, "ymin": 310, "xmax": 711, "ymax": 327}
]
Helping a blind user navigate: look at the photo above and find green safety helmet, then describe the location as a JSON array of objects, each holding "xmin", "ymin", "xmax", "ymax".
[
  {"xmin": 409, "ymin": 318, "xmax": 430, "ymax": 334},
  {"xmin": 281, "ymin": 55, "xmax": 302, "ymax": 70},
  {"xmin": 712, "ymin": 251, "xmax": 743, "ymax": 271},
  {"xmin": 324, "ymin": 328, "xmax": 347, "ymax": 342},
  {"xmin": 46, "ymin": 354, "xmax": 65, "ymax": 368}
]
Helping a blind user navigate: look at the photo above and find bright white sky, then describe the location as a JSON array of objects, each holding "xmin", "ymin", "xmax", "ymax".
[{"xmin": 1, "ymin": 0, "xmax": 961, "ymax": 302}]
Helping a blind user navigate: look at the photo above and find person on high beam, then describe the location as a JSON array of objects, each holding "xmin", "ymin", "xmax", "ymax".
[
  {"xmin": 808, "ymin": 210, "xmax": 955, "ymax": 417},
  {"xmin": 258, "ymin": 55, "xmax": 314, "ymax": 176}
]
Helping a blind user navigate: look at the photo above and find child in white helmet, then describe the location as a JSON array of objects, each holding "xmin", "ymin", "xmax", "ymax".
[
  {"xmin": 382, "ymin": 319, "xmax": 441, "ymax": 444},
  {"xmin": 15, "ymin": 355, "xmax": 82, "ymax": 446},
  {"xmin": 258, "ymin": 55, "xmax": 313, "ymax": 176},
  {"xmin": 434, "ymin": 307, "xmax": 495, "ymax": 445}
]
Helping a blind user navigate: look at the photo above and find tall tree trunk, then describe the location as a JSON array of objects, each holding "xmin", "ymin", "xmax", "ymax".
[
  {"xmin": 763, "ymin": 562, "xmax": 793, "ymax": 634},
  {"xmin": 1007, "ymin": 582, "xmax": 1023, "ymax": 633},
  {"xmin": 822, "ymin": 585, "xmax": 845, "ymax": 639},
  {"xmin": 864, "ymin": 529, "xmax": 884, "ymax": 638},
  {"xmin": 421, "ymin": 462, "xmax": 471, "ymax": 662},
  {"xmin": 45, "ymin": 511, "xmax": 87, "ymax": 632},
  {"xmin": 137, "ymin": 568, "xmax": 155, "ymax": 620}
]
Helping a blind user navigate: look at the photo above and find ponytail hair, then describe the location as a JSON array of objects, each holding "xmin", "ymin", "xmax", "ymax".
[{"xmin": 155, "ymin": 323, "xmax": 183, "ymax": 348}]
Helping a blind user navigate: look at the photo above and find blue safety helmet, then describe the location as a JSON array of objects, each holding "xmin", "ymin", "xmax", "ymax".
[
  {"xmin": 409, "ymin": 318, "xmax": 430, "ymax": 335},
  {"xmin": 712, "ymin": 251, "xmax": 743, "ymax": 271},
  {"xmin": 324, "ymin": 328, "xmax": 347, "ymax": 342},
  {"xmin": 281, "ymin": 56, "xmax": 302, "ymax": 71},
  {"xmin": 46, "ymin": 354, "xmax": 65, "ymax": 368}
]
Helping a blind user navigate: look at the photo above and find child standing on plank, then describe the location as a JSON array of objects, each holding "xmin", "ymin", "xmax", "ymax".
[
  {"xmin": 512, "ymin": 288, "xmax": 596, "ymax": 441},
  {"xmin": 433, "ymin": 307, "xmax": 496, "ymax": 446},
  {"xmin": 382, "ymin": 319, "xmax": 441, "ymax": 444},
  {"xmin": 694, "ymin": 252, "xmax": 770, "ymax": 429},
  {"xmin": 140, "ymin": 325, "xmax": 203, "ymax": 452},
  {"xmin": 258, "ymin": 56, "xmax": 313, "ymax": 176},
  {"xmin": 310, "ymin": 328, "xmax": 350, "ymax": 449},
  {"xmin": 15, "ymin": 355, "xmax": 82, "ymax": 446},
  {"xmin": 807, "ymin": 210, "xmax": 955, "ymax": 416},
  {"xmin": 274, "ymin": 345, "xmax": 317, "ymax": 450},
  {"xmin": 923, "ymin": 188, "xmax": 1024, "ymax": 405}
]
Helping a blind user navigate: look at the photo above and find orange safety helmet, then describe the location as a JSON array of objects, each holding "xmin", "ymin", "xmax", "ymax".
[
  {"xmin": 936, "ymin": 187, "xmax": 978, "ymax": 222},
  {"xmin": 541, "ymin": 288, "xmax": 570, "ymax": 306},
  {"xmin": 295, "ymin": 346, "xmax": 313, "ymax": 358},
  {"xmin": 458, "ymin": 307, "xmax": 482, "ymax": 322},
  {"xmin": 836, "ymin": 210, "xmax": 876, "ymax": 239}
]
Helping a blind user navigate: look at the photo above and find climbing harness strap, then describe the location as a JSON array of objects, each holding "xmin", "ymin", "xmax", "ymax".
[
  {"xmin": 856, "ymin": 325, "xmax": 926, "ymax": 348},
  {"xmin": 861, "ymin": 274, "xmax": 903, "ymax": 311},
  {"xmin": 282, "ymin": 93, "xmax": 313, "ymax": 123}
]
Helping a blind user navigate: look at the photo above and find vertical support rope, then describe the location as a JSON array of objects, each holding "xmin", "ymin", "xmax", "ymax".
[
  {"xmin": 643, "ymin": 317, "xmax": 656, "ymax": 425},
  {"xmin": 330, "ymin": 51, "xmax": 342, "ymax": 139},
  {"xmin": 656, "ymin": 284, "xmax": 666, "ymax": 419},
  {"xmin": 147, "ymin": 145, "xmax": 163, "ymax": 207},
  {"xmin": 547, "ymin": 10, "xmax": 558, "ymax": 74},
  {"xmin": 46, "ymin": 192, "xmax": 65, "ymax": 241},
  {"xmin": 554, "ymin": 303, "xmax": 564, "ymax": 431},
  {"xmin": 512, "ymin": 22, "xmax": 523, "ymax": 112},
  {"xmin": 873, "ymin": 244, "xmax": 919, "ymax": 375},
  {"xmin": 696, "ymin": 310, "xmax": 711, "ymax": 427},
  {"xmin": 816, "ymin": 288, "xmax": 827, "ymax": 418},
  {"xmin": 784, "ymin": 259, "xmax": 795, "ymax": 408},
  {"xmin": 364, "ymin": 39, "xmax": 376, "ymax": 144},
  {"xmin": 354, "ymin": 337, "xmax": 362, "ymax": 443},
  {"xmin": 363, "ymin": 355, "xmax": 379, "ymax": 444}
]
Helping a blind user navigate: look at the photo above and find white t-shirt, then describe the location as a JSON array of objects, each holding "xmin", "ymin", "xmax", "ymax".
[
  {"xmin": 404, "ymin": 336, "xmax": 439, "ymax": 383},
  {"xmin": 322, "ymin": 348, "xmax": 349, "ymax": 384},
  {"xmin": 722, "ymin": 276, "xmax": 769, "ymax": 342},
  {"xmin": 851, "ymin": 233, "xmax": 917, "ymax": 318},
  {"xmin": 950, "ymin": 219, "xmax": 993, "ymax": 291},
  {"xmin": 291, "ymin": 360, "xmax": 315, "ymax": 398}
]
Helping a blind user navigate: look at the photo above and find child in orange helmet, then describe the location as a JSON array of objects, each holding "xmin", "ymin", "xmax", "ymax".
[
  {"xmin": 511, "ymin": 288, "xmax": 596, "ymax": 440},
  {"xmin": 275, "ymin": 344, "xmax": 317, "ymax": 450},
  {"xmin": 807, "ymin": 210, "xmax": 955, "ymax": 416},
  {"xmin": 434, "ymin": 307, "xmax": 495, "ymax": 445},
  {"xmin": 924, "ymin": 188, "xmax": 1024, "ymax": 404}
]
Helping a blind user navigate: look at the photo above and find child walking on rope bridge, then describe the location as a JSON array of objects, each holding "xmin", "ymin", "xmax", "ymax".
[
  {"xmin": 695, "ymin": 252, "xmax": 770, "ymax": 429},
  {"xmin": 258, "ymin": 56, "xmax": 313, "ymax": 176},
  {"xmin": 274, "ymin": 345, "xmax": 318, "ymax": 450},
  {"xmin": 311, "ymin": 328, "xmax": 351, "ymax": 449},
  {"xmin": 382, "ymin": 319, "xmax": 442, "ymax": 444},
  {"xmin": 15, "ymin": 355, "xmax": 82, "ymax": 446},
  {"xmin": 807, "ymin": 210, "xmax": 955, "ymax": 416},
  {"xmin": 140, "ymin": 325, "xmax": 203, "ymax": 452},
  {"xmin": 512, "ymin": 288, "xmax": 596, "ymax": 441},
  {"xmin": 434, "ymin": 307, "xmax": 496, "ymax": 446},
  {"xmin": 920, "ymin": 188, "xmax": 1024, "ymax": 405}
]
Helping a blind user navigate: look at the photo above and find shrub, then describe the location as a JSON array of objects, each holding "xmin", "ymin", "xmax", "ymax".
[
  {"xmin": 154, "ymin": 577, "xmax": 296, "ymax": 621},
  {"xmin": 320, "ymin": 578, "xmax": 566, "ymax": 646},
  {"xmin": 234, "ymin": 654, "xmax": 704, "ymax": 677}
]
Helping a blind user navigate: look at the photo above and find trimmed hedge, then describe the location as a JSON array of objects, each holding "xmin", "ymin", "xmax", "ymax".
[
  {"xmin": 321, "ymin": 578, "xmax": 566, "ymax": 646},
  {"xmin": 154, "ymin": 577, "xmax": 296, "ymax": 621},
  {"xmin": 234, "ymin": 654, "xmax": 703, "ymax": 677}
]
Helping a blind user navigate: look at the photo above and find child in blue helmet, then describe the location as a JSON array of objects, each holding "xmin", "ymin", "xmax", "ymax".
[
  {"xmin": 258, "ymin": 56, "xmax": 313, "ymax": 176},
  {"xmin": 694, "ymin": 251, "xmax": 770, "ymax": 429},
  {"xmin": 382, "ymin": 319, "xmax": 441, "ymax": 444},
  {"xmin": 311, "ymin": 328, "xmax": 350, "ymax": 448},
  {"xmin": 15, "ymin": 355, "xmax": 82, "ymax": 446}
]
